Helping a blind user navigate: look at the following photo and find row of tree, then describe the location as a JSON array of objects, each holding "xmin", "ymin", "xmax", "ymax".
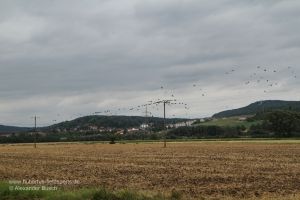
[
  {"xmin": 249, "ymin": 110, "xmax": 300, "ymax": 137},
  {"xmin": 0, "ymin": 131, "xmax": 165, "ymax": 144}
]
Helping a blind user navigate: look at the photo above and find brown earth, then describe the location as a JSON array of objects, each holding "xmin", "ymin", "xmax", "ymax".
[{"xmin": 0, "ymin": 141, "xmax": 300, "ymax": 199}]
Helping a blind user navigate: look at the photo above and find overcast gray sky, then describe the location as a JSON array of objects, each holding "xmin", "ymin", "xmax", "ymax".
[{"xmin": 0, "ymin": 0, "xmax": 299, "ymax": 126}]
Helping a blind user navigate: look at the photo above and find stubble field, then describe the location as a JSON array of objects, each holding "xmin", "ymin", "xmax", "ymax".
[{"xmin": 0, "ymin": 141, "xmax": 300, "ymax": 199}]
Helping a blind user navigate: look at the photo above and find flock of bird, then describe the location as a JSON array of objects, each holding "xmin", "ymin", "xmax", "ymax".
[
  {"xmin": 225, "ymin": 65, "xmax": 298, "ymax": 93},
  {"xmin": 50, "ymin": 65, "xmax": 298, "ymax": 123},
  {"xmin": 91, "ymin": 98, "xmax": 190, "ymax": 117}
]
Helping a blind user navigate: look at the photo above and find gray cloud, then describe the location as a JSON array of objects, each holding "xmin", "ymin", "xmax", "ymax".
[{"xmin": 0, "ymin": 0, "xmax": 299, "ymax": 126}]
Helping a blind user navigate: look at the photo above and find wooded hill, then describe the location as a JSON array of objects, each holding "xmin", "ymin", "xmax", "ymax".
[
  {"xmin": 213, "ymin": 100, "xmax": 300, "ymax": 118},
  {"xmin": 44, "ymin": 115, "xmax": 188, "ymax": 132},
  {"xmin": 0, "ymin": 125, "xmax": 30, "ymax": 134}
]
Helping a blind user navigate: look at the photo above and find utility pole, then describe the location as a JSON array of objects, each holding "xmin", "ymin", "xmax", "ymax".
[
  {"xmin": 145, "ymin": 104, "xmax": 148, "ymax": 126},
  {"xmin": 152, "ymin": 99, "xmax": 176, "ymax": 148},
  {"xmin": 163, "ymin": 101, "xmax": 166, "ymax": 148},
  {"xmin": 144, "ymin": 101, "xmax": 152, "ymax": 133},
  {"xmin": 34, "ymin": 116, "xmax": 37, "ymax": 148},
  {"xmin": 32, "ymin": 116, "xmax": 39, "ymax": 148}
]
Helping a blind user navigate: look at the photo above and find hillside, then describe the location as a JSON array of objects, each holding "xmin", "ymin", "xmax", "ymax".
[
  {"xmin": 45, "ymin": 115, "xmax": 188, "ymax": 131},
  {"xmin": 195, "ymin": 117, "xmax": 262, "ymax": 128},
  {"xmin": 213, "ymin": 100, "xmax": 300, "ymax": 118},
  {"xmin": 0, "ymin": 125, "xmax": 30, "ymax": 134}
]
